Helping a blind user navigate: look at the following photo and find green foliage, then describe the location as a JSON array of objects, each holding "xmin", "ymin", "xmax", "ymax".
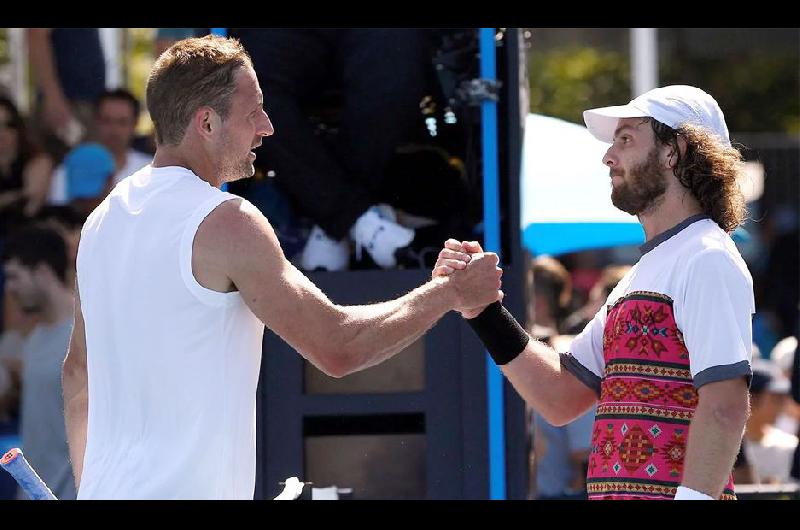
[
  {"xmin": 661, "ymin": 53, "xmax": 799, "ymax": 134},
  {"xmin": 528, "ymin": 46, "xmax": 630, "ymax": 126},
  {"xmin": 124, "ymin": 29, "xmax": 156, "ymax": 134},
  {"xmin": 0, "ymin": 29, "xmax": 9, "ymax": 65},
  {"xmin": 528, "ymin": 43, "xmax": 799, "ymax": 135}
]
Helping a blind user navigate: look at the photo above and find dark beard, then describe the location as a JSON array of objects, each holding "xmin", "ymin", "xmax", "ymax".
[{"xmin": 610, "ymin": 148, "xmax": 667, "ymax": 216}]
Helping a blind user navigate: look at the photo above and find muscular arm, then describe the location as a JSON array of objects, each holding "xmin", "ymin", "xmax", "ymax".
[
  {"xmin": 501, "ymin": 340, "xmax": 598, "ymax": 426},
  {"xmin": 194, "ymin": 200, "xmax": 501, "ymax": 378},
  {"xmin": 681, "ymin": 377, "xmax": 750, "ymax": 498},
  {"xmin": 434, "ymin": 239, "xmax": 597, "ymax": 424},
  {"xmin": 62, "ymin": 286, "xmax": 88, "ymax": 490}
]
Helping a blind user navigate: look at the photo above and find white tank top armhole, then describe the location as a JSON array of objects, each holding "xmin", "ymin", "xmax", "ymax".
[{"xmin": 179, "ymin": 193, "xmax": 241, "ymax": 307}]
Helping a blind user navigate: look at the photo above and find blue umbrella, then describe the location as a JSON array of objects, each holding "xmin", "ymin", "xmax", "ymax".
[{"xmin": 520, "ymin": 113, "xmax": 644, "ymax": 256}]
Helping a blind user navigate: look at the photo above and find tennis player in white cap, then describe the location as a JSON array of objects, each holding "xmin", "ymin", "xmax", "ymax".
[{"xmin": 434, "ymin": 85, "xmax": 755, "ymax": 500}]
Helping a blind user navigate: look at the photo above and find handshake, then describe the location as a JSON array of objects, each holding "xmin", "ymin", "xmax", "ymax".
[{"xmin": 432, "ymin": 239, "xmax": 504, "ymax": 319}]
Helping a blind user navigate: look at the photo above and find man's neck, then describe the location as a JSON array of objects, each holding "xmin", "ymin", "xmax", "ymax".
[
  {"xmin": 638, "ymin": 186, "xmax": 703, "ymax": 242},
  {"xmin": 152, "ymin": 144, "xmax": 221, "ymax": 188}
]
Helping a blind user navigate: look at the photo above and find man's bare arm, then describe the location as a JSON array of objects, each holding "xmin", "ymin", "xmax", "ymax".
[
  {"xmin": 501, "ymin": 340, "xmax": 599, "ymax": 425},
  {"xmin": 193, "ymin": 199, "xmax": 503, "ymax": 377},
  {"xmin": 681, "ymin": 377, "xmax": 750, "ymax": 498},
  {"xmin": 62, "ymin": 285, "xmax": 88, "ymax": 490},
  {"xmin": 434, "ymin": 239, "xmax": 598, "ymax": 424}
]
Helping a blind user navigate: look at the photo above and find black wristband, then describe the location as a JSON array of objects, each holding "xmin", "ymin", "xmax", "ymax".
[{"xmin": 466, "ymin": 302, "xmax": 530, "ymax": 365}]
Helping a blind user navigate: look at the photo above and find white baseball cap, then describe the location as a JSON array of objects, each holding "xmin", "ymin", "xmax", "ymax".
[{"xmin": 583, "ymin": 85, "xmax": 731, "ymax": 147}]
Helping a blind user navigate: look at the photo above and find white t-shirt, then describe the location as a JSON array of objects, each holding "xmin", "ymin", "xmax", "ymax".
[
  {"xmin": 76, "ymin": 165, "xmax": 264, "ymax": 499},
  {"xmin": 566, "ymin": 215, "xmax": 754, "ymax": 391}
]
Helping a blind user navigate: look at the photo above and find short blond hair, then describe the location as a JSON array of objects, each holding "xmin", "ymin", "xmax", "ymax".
[{"xmin": 146, "ymin": 35, "xmax": 253, "ymax": 145}]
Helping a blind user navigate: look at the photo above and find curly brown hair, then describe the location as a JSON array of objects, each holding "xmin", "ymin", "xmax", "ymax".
[{"xmin": 650, "ymin": 119, "xmax": 747, "ymax": 233}]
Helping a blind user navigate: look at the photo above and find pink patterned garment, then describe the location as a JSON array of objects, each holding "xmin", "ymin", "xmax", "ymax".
[{"xmin": 586, "ymin": 291, "xmax": 736, "ymax": 500}]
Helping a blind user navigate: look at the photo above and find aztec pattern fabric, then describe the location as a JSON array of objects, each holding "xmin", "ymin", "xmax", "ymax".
[{"xmin": 585, "ymin": 291, "xmax": 736, "ymax": 500}]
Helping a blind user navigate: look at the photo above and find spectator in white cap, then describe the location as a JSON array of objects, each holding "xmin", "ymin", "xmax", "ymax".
[
  {"xmin": 744, "ymin": 358, "xmax": 798, "ymax": 484},
  {"xmin": 431, "ymin": 85, "xmax": 755, "ymax": 500},
  {"xmin": 770, "ymin": 336, "xmax": 800, "ymax": 437}
]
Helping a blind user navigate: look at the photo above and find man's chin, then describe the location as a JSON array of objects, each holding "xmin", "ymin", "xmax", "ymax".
[
  {"xmin": 610, "ymin": 195, "xmax": 640, "ymax": 216},
  {"xmin": 223, "ymin": 167, "xmax": 256, "ymax": 183},
  {"xmin": 241, "ymin": 162, "xmax": 256, "ymax": 178}
]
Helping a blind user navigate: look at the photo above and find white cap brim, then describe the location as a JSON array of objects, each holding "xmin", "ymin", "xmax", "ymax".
[{"xmin": 583, "ymin": 104, "xmax": 648, "ymax": 144}]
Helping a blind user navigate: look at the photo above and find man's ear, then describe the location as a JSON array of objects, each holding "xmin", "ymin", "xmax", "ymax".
[
  {"xmin": 193, "ymin": 106, "xmax": 220, "ymax": 139},
  {"xmin": 665, "ymin": 136, "xmax": 688, "ymax": 170},
  {"xmin": 664, "ymin": 146, "xmax": 676, "ymax": 169},
  {"xmin": 664, "ymin": 136, "xmax": 686, "ymax": 169}
]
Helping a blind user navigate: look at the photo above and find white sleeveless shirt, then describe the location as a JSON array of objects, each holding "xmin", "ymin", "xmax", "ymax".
[{"xmin": 76, "ymin": 165, "xmax": 264, "ymax": 499}]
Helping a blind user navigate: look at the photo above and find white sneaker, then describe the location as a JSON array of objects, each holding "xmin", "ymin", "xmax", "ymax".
[
  {"xmin": 300, "ymin": 225, "xmax": 350, "ymax": 271},
  {"xmin": 350, "ymin": 205, "xmax": 415, "ymax": 268}
]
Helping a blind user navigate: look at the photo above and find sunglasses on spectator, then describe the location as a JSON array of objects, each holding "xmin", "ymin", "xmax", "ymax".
[{"xmin": 0, "ymin": 119, "xmax": 20, "ymax": 130}]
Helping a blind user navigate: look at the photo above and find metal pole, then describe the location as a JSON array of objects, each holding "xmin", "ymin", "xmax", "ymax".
[
  {"xmin": 631, "ymin": 28, "xmax": 659, "ymax": 97},
  {"xmin": 99, "ymin": 28, "xmax": 122, "ymax": 89},
  {"xmin": 479, "ymin": 27, "xmax": 506, "ymax": 500}
]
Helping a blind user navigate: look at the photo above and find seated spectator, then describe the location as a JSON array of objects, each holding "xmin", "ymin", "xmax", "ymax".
[
  {"xmin": 23, "ymin": 205, "xmax": 84, "ymax": 293},
  {"xmin": 48, "ymin": 142, "xmax": 115, "ymax": 219},
  {"xmin": 0, "ymin": 96, "xmax": 54, "ymax": 235},
  {"xmin": 0, "ymin": 294, "xmax": 38, "ymax": 500},
  {"xmin": 527, "ymin": 256, "xmax": 572, "ymax": 340},
  {"xmin": 2, "ymin": 224, "xmax": 76, "ymax": 499},
  {"xmin": 744, "ymin": 358, "xmax": 799, "ymax": 484},
  {"xmin": 771, "ymin": 336, "xmax": 800, "ymax": 437},
  {"xmin": 93, "ymin": 89, "xmax": 152, "ymax": 186}
]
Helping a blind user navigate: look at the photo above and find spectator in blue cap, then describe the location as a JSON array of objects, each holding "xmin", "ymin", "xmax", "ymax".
[{"xmin": 63, "ymin": 142, "xmax": 115, "ymax": 218}]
